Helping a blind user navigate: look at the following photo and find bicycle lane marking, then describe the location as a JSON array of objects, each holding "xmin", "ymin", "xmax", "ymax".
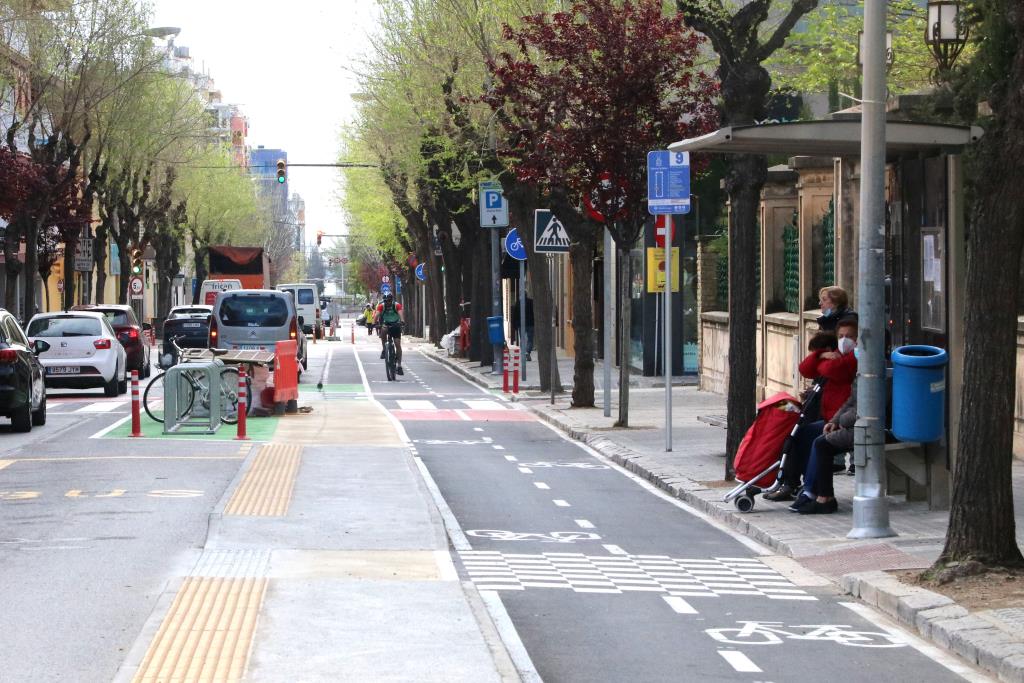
[{"xmin": 717, "ymin": 650, "xmax": 762, "ymax": 673}]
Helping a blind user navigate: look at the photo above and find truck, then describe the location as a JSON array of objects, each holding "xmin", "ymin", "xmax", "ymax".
[{"xmin": 207, "ymin": 246, "xmax": 270, "ymax": 290}]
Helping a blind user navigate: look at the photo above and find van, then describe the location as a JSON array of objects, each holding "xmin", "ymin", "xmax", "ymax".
[
  {"xmin": 275, "ymin": 283, "xmax": 320, "ymax": 337},
  {"xmin": 200, "ymin": 279, "xmax": 242, "ymax": 306},
  {"xmin": 209, "ymin": 290, "xmax": 307, "ymax": 371}
]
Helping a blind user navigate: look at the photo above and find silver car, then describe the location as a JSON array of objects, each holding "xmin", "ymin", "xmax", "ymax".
[{"xmin": 209, "ymin": 290, "xmax": 307, "ymax": 372}]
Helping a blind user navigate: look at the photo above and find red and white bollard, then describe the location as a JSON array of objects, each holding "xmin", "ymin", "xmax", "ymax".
[
  {"xmin": 351, "ymin": 321, "xmax": 356, "ymax": 344},
  {"xmin": 130, "ymin": 370, "xmax": 142, "ymax": 437},
  {"xmin": 502, "ymin": 346, "xmax": 510, "ymax": 393},
  {"xmin": 502, "ymin": 346, "xmax": 521, "ymax": 394},
  {"xmin": 235, "ymin": 367, "xmax": 249, "ymax": 441},
  {"xmin": 330, "ymin": 317, "xmax": 337, "ymax": 338},
  {"xmin": 511, "ymin": 346, "xmax": 520, "ymax": 394}
]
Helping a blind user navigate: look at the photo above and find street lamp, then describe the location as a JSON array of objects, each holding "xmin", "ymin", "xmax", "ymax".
[
  {"xmin": 143, "ymin": 26, "xmax": 181, "ymax": 40},
  {"xmin": 925, "ymin": 0, "xmax": 968, "ymax": 75}
]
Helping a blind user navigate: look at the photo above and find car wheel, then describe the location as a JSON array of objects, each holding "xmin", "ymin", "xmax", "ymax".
[
  {"xmin": 118, "ymin": 373, "xmax": 128, "ymax": 395},
  {"xmin": 11, "ymin": 401, "xmax": 31, "ymax": 432},
  {"xmin": 104, "ymin": 368, "xmax": 119, "ymax": 397},
  {"xmin": 301, "ymin": 354, "xmax": 308, "ymax": 371},
  {"xmin": 31, "ymin": 392, "xmax": 46, "ymax": 426}
]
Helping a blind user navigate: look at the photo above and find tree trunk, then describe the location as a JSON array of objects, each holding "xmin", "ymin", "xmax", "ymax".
[
  {"xmin": 21, "ymin": 217, "xmax": 39, "ymax": 320},
  {"xmin": 939, "ymin": 27, "xmax": 1024, "ymax": 565},
  {"xmin": 569, "ymin": 235, "xmax": 596, "ymax": 407},
  {"xmin": 94, "ymin": 225, "xmax": 108, "ymax": 305},
  {"xmin": 191, "ymin": 241, "xmax": 209, "ymax": 304},
  {"xmin": 117, "ymin": 243, "xmax": 131, "ymax": 305},
  {"xmin": 616, "ymin": 245, "xmax": 632, "ymax": 426},
  {"xmin": 468, "ymin": 234, "xmax": 491, "ymax": 364},
  {"xmin": 722, "ymin": 153, "xmax": 765, "ymax": 479},
  {"xmin": 4, "ymin": 218, "xmax": 22, "ymax": 315},
  {"xmin": 62, "ymin": 230, "xmax": 78, "ymax": 309}
]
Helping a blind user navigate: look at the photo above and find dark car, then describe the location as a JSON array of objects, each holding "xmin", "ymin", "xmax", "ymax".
[
  {"xmin": 0, "ymin": 308, "xmax": 48, "ymax": 432},
  {"xmin": 72, "ymin": 305, "xmax": 152, "ymax": 378},
  {"xmin": 159, "ymin": 305, "xmax": 213, "ymax": 369}
]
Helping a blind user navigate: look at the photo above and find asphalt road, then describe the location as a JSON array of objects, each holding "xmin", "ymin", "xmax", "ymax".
[{"xmin": 352, "ymin": 340, "xmax": 982, "ymax": 683}]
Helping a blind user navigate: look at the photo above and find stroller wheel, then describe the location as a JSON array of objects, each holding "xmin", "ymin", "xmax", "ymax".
[{"xmin": 735, "ymin": 494, "xmax": 756, "ymax": 513}]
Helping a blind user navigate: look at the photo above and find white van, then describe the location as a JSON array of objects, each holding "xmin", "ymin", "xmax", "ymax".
[
  {"xmin": 200, "ymin": 279, "xmax": 242, "ymax": 306},
  {"xmin": 276, "ymin": 283, "xmax": 320, "ymax": 337}
]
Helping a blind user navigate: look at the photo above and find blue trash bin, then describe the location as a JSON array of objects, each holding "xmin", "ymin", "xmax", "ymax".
[
  {"xmin": 891, "ymin": 345, "xmax": 948, "ymax": 442},
  {"xmin": 486, "ymin": 316, "xmax": 505, "ymax": 345}
]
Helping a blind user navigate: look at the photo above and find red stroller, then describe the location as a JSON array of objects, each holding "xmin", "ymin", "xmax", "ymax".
[{"xmin": 723, "ymin": 382, "xmax": 823, "ymax": 512}]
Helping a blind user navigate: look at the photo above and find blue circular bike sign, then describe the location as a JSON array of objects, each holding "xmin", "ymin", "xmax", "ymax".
[{"xmin": 505, "ymin": 228, "xmax": 527, "ymax": 261}]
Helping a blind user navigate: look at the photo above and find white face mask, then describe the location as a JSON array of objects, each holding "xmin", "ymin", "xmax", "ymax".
[{"xmin": 838, "ymin": 337, "xmax": 856, "ymax": 355}]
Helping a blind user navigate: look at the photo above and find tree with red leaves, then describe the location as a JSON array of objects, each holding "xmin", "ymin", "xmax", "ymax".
[{"xmin": 487, "ymin": 0, "xmax": 718, "ymax": 415}]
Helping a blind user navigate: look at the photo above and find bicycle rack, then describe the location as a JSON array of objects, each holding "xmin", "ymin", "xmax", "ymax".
[{"xmin": 163, "ymin": 361, "xmax": 224, "ymax": 435}]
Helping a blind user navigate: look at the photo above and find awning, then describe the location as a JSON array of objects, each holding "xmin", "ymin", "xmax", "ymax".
[{"xmin": 669, "ymin": 120, "xmax": 983, "ymax": 157}]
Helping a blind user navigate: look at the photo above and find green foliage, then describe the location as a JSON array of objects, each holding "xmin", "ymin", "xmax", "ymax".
[
  {"xmin": 765, "ymin": 0, "xmax": 934, "ymax": 101},
  {"xmin": 177, "ymin": 147, "xmax": 265, "ymax": 247}
]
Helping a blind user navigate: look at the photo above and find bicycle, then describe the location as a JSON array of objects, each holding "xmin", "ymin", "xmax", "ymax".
[
  {"xmin": 143, "ymin": 336, "xmax": 252, "ymax": 425},
  {"xmin": 705, "ymin": 621, "xmax": 905, "ymax": 648},
  {"xmin": 382, "ymin": 323, "xmax": 402, "ymax": 381}
]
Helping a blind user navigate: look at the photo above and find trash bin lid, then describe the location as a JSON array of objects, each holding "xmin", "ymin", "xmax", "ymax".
[{"xmin": 892, "ymin": 345, "xmax": 948, "ymax": 368}]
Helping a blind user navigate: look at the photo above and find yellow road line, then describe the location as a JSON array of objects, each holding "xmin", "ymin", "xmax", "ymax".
[
  {"xmin": 132, "ymin": 576, "xmax": 267, "ymax": 683},
  {"xmin": 224, "ymin": 444, "xmax": 301, "ymax": 516},
  {"xmin": 0, "ymin": 460, "xmax": 13, "ymax": 471},
  {"xmin": 10, "ymin": 456, "xmax": 245, "ymax": 462}
]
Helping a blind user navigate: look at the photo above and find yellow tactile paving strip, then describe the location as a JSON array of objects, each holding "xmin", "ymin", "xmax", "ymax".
[
  {"xmin": 224, "ymin": 444, "xmax": 301, "ymax": 516},
  {"xmin": 132, "ymin": 576, "xmax": 267, "ymax": 683}
]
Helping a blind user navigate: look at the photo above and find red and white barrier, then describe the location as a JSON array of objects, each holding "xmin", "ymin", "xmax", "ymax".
[
  {"xmin": 235, "ymin": 367, "xmax": 249, "ymax": 441},
  {"xmin": 130, "ymin": 370, "xmax": 142, "ymax": 437},
  {"xmin": 503, "ymin": 346, "xmax": 521, "ymax": 395},
  {"xmin": 351, "ymin": 321, "xmax": 356, "ymax": 344}
]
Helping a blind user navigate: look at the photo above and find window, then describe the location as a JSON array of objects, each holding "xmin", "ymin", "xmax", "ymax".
[
  {"xmin": 27, "ymin": 316, "xmax": 102, "ymax": 337},
  {"xmin": 297, "ymin": 289, "xmax": 315, "ymax": 305},
  {"xmin": 5, "ymin": 317, "xmax": 27, "ymax": 346},
  {"xmin": 218, "ymin": 296, "xmax": 289, "ymax": 327},
  {"xmin": 920, "ymin": 228, "xmax": 945, "ymax": 332},
  {"xmin": 94, "ymin": 309, "xmax": 131, "ymax": 326}
]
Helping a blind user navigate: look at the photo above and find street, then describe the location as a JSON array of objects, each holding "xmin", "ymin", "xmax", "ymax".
[{"xmin": 0, "ymin": 326, "xmax": 988, "ymax": 682}]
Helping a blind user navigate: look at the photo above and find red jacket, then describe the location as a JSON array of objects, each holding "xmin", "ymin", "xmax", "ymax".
[{"xmin": 799, "ymin": 350, "xmax": 857, "ymax": 421}]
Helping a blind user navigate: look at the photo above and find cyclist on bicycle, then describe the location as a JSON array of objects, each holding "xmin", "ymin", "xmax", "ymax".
[{"xmin": 374, "ymin": 293, "xmax": 404, "ymax": 375}]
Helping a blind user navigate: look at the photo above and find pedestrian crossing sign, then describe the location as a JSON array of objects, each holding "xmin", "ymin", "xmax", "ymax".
[{"xmin": 534, "ymin": 210, "xmax": 570, "ymax": 254}]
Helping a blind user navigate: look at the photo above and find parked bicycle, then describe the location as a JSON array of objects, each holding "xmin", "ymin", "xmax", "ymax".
[{"xmin": 143, "ymin": 336, "xmax": 252, "ymax": 425}]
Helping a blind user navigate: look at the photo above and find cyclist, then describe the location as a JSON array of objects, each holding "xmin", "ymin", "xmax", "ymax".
[{"xmin": 374, "ymin": 293, "xmax": 404, "ymax": 375}]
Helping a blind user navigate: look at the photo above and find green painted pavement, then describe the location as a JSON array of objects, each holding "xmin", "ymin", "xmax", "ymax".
[
  {"xmin": 103, "ymin": 415, "xmax": 281, "ymax": 441},
  {"xmin": 299, "ymin": 383, "xmax": 365, "ymax": 394}
]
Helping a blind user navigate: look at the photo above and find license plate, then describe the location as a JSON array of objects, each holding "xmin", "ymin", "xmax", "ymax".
[
  {"xmin": 239, "ymin": 345, "xmax": 266, "ymax": 350},
  {"xmin": 183, "ymin": 322, "xmax": 202, "ymax": 328},
  {"xmin": 48, "ymin": 366, "xmax": 80, "ymax": 375}
]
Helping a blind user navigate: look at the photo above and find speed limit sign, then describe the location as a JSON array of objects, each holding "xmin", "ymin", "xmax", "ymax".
[{"xmin": 129, "ymin": 276, "xmax": 144, "ymax": 300}]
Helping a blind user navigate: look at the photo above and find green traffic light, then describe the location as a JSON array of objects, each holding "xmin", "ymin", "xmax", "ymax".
[{"xmin": 277, "ymin": 175, "xmax": 286, "ymax": 183}]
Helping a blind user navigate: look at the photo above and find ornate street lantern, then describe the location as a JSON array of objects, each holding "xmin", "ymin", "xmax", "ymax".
[{"xmin": 925, "ymin": 0, "xmax": 968, "ymax": 74}]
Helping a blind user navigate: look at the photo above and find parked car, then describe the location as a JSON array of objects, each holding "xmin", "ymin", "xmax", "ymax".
[
  {"xmin": 0, "ymin": 308, "xmax": 48, "ymax": 432},
  {"xmin": 27, "ymin": 312, "xmax": 127, "ymax": 397},
  {"xmin": 276, "ymin": 283, "xmax": 321, "ymax": 338},
  {"xmin": 159, "ymin": 305, "xmax": 213, "ymax": 369},
  {"xmin": 210, "ymin": 290, "xmax": 307, "ymax": 372},
  {"xmin": 72, "ymin": 304, "xmax": 152, "ymax": 378}
]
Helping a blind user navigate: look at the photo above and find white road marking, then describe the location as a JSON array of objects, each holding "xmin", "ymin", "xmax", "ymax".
[
  {"xmin": 75, "ymin": 402, "xmax": 123, "ymax": 413},
  {"xmin": 534, "ymin": 482, "xmax": 550, "ymax": 490},
  {"xmin": 397, "ymin": 400, "xmax": 436, "ymax": 410},
  {"xmin": 493, "ymin": 445, "xmax": 505, "ymax": 450},
  {"xmin": 553, "ymin": 500, "xmax": 570, "ymax": 507},
  {"xmin": 518, "ymin": 467, "xmax": 533, "ymax": 474},
  {"xmin": 473, "ymin": 427, "xmax": 484, "ymax": 432},
  {"xmin": 575, "ymin": 519, "xmax": 595, "ymax": 529},
  {"xmin": 505, "ymin": 455, "xmax": 518, "ymax": 462},
  {"xmin": 662, "ymin": 596, "xmax": 698, "ymax": 614},
  {"xmin": 88, "ymin": 414, "xmax": 132, "ymax": 439},
  {"xmin": 839, "ymin": 602, "xmax": 988, "ymax": 681},
  {"xmin": 718, "ymin": 651, "xmax": 762, "ymax": 673},
  {"xmin": 463, "ymin": 399, "xmax": 505, "ymax": 411},
  {"xmin": 454, "ymin": 409, "xmax": 472, "ymax": 421},
  {"xmin": 603, "ymin": 544, "xmax": 627, "ymax": 555}
]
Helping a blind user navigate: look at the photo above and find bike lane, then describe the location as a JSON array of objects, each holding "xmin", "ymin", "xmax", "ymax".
[{"xmin": 374, "ymin": 345, "xmax": 988, "ymax": 683}]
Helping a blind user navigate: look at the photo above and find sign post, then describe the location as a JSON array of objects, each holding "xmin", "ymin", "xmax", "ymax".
[
  {"xmin": 534, "ymin": 210, "xmax": 568, "ymax": 404},
  {"xmin": 603, "ymin": 228, "xmax": 613, "ymax": 418},
  {"xmin": 505, "ymin": 228, "xmax": 528, "ymax": 382},
  {"xmin": 647, "ymin": 151, "xmax": 691, "ymax": 453},
  {"xmin": 480, "ymin": 180, "xmax": 509, "ymax": 375},
  {"xmin": 415, "ymin": 263, "xmax": 427, "ymax": 339}
]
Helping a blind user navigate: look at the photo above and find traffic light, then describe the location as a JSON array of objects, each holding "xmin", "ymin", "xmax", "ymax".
[
  {"xmin": 316, "ymin": 230, "xmax": 323, "ymax": 246},
  {"xmin": 131, "ymin": 248, "xmax": 143, "ymax": 275},
  {"xmin": 276, "ymin": 159, "xmax": 286, "ymax": 184}
]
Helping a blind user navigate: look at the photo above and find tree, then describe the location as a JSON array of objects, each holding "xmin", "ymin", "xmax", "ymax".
[
  {"xmin": 676, "ymin": 0, "xmax": 818, "ymax": 477},
  {"xmin": 931, "ymin": 0, "xmax": 1024, "ymax": 569},
  {"xmin": 488, "ymin": 0, "xmax": 718, "ymax": 412}
]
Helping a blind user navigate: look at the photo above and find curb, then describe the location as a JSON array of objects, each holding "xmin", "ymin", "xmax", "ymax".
[{"xmin": 425, "ymin": 345, "xmax": 1021, "ymax": 681}]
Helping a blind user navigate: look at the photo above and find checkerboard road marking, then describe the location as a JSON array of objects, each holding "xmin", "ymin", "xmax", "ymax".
[{"xmin": 458, "ymin": 551, "xmax": 817, "ymax": 601}]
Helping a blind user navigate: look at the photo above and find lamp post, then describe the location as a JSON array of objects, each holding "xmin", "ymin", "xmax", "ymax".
[{"xmin": 925, "ymin": 0, "xmax": 968, "ymax": 78}]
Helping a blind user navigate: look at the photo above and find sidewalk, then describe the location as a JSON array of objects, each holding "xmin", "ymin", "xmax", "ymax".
[
  {"xmin": 116, "ymin": 392, "xmax": 520, "ymax": 683},
  {"xmin": 421, "ymin": 341, "xmax": 1024, "ymax": 681}
]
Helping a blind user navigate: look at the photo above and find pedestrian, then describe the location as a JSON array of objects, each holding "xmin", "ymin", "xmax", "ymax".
[
  {"xmin": 764, "ymin": 319, "xmax": 858, "ymax": 502},
  {"xmin": 794, "ymin": 377, "xmax": 857, "ymax": 515},
  {"xmin": 817, "ymin": 286, "xmax": 857, "ymax": 332}
]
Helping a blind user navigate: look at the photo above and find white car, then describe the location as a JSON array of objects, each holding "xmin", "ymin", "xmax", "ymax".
[{"xmin": 27, "ymin": 312, "xmax": 128, "ymax": 396}]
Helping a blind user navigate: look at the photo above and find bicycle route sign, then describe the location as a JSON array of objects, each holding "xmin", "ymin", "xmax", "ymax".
[
  {"xmin": 415, "ymin": 263, "xmax": 426, "ymax": 281},
  {"xmin": 534, "ymin": 210, "xmax": 570, "ymax": 254},
  {"xmin": 504, "ymin": 228, "xmax": 527, "ymax": 261}
]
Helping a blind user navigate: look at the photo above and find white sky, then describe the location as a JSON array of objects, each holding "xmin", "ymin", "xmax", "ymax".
[{"xmin": 149, "ymin": 0, "xmax": 381, "ymax": 250}]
